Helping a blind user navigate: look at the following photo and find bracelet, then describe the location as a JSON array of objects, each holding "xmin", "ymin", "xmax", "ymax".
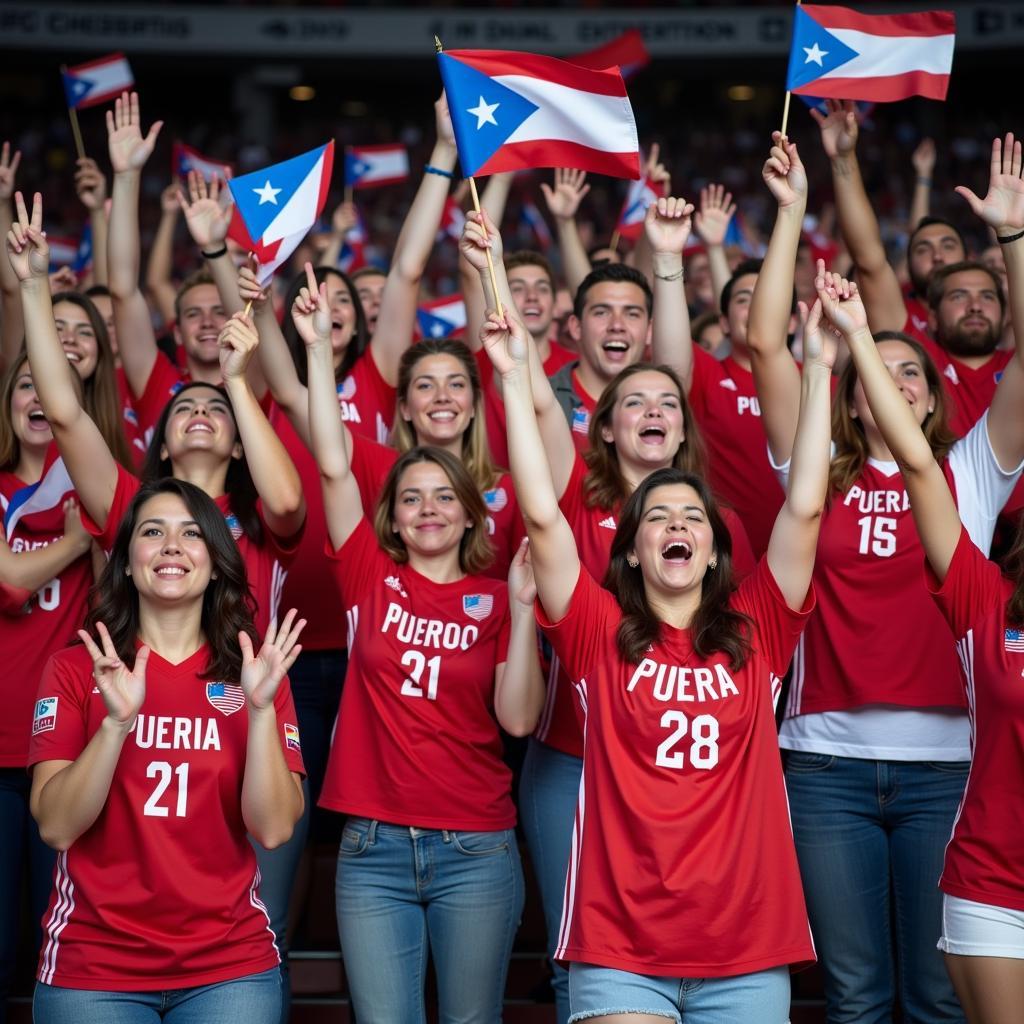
[
  {"xmin": 201, "ymin": 245, "xmax": 227, "ymax": 259},
  {"xmin": 424, "ymin": 165, "xmax": 453, "ymax": 179},
  {"xmin": 915, "ymin": 177, "xmax": 932, "ymax": 186},
  {"xmin": 997, "ymin": 228, "xmax": 1024, "ymax": 245},
  {"xmin": 653, "ymin": 267, "xmax": 684, "ymax": 282}
]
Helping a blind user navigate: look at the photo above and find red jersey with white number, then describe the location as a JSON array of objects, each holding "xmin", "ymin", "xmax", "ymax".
[
  {"xmin": 535, "ymin": 455, "xmax": 757, "ymax": 758},
  {"xmin": 928, "ymin": 529, "xmax": 1024, "ymax": 911},
  {"xmin": 539, "ymin": 561, "xmax": 815, "ymax": 976},
  {"xmin": 318, "ymin": 518, "xmax": 513, "ymax": 830},
  {"xmin": 689, "ymin": 347, "xmax": 784, "ymax": 559},
  {"xmin": 338, "ymin": 349, "xmax": 398, "ymax": 445},
  {"xmin": 0, "ymin": 462, "xmax": 91, "ymax": 766},
  {"xmin": 82, "ymin": 463, "xmax": 299, "ymax": 636},
  {"xmin": 28, "ymin": 642, "xmax": 304, "ymax": 990}
]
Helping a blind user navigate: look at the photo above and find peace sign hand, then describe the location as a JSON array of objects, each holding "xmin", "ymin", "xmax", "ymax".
[
  {"xmin": 239, "ymin": 609, "xmax": 306, "ymax": 712},
  {"xmin": 6, "ymin": 191, "xmax": 49, "ymax": 282},
  {"xmin": 78, "ymin": 622, "xmax": 148, "ymax": 728}
]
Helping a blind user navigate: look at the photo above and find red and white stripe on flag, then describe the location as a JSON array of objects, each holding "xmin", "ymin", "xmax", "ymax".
[{"xmin": 62, "ymin": 53, "xmax": 135, "ymax": 110}]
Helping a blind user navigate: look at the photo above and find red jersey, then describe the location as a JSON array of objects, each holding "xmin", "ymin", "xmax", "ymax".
[
  {"xmin": 928, "ymin": 529, "xmax": 1024, "ymax": 911},
  {"xmin": 689, "ymin": 347, "xmax": 785, "ymax": 558},
  {"xmin": 318, "ymin": 519, "xmax": 514, "ymax": 830},
  {"xmin": 569, "ymin": 371, "xmax": 599, "ymax": 455},
  {"xmin": 0, "ymin": 462, "xmax": 91, "ymax": 766},
  {"xmin": 82, "ymin": 463, "xmax": 300, "ymax": 636},
  {"xmin": 133, "ymin": 352, "xmax": 189, "ymax": 440},
  {"xmin": 538, "ymin": 561, "xmax": 816, "ymax": 976},
  {"xmin": 114, "ymin": 365, "xmax": 146, "ymax": 463},
  {"xmin": 28, "ymin": 642, "xmax": 304, "ymax": 989},
  {"xmin": 535, "ymin": 456, "xmax": 757, "ymax": 758},
  {"xmin": 338, "ymin": 349, "xmax": 398, "ymax": 445}
]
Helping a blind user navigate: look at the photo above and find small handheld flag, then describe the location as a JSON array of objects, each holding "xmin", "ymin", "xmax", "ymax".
[
  {"xmin": 520, "ymin": 201, "xmax": 553, "ymax": 250},
  {"xmin": 61, "ymin": 53, "xmax": 135, "ymax": 111},
  {"xmin": 227, "ymin": 141, "xmax": 334, "ymax": 285},
  {"xmin": 173, "ymin": 142, "xmax": 232, "ymax": 183},
  {"xmin": 570, "ymin": 29, "xmax": 651, "ymax": 81},
  {"xmin": 416, "ymin": 294, "xmax": 467, "ymax": 340},
  {"xmin": 344, "ymin": 144, "xmax": 410, "ymax": 189},
  {"xmin": 615, "ymin": 174, "xmax": 666, "ymax": 243}
]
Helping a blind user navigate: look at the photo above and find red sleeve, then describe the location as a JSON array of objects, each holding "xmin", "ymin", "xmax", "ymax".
[
  {"xmin": 80, "ymin": 463, "xmax": 141, "ymax": 553},
  {"xmin": 722, "ymin": 505, "xmax": 756, "ymax": 582},
  {"xmin": 557, "ymin": 453, "xmax": 588, "ymax": 517},
  {"xmin": 350, "ymin": 433, "xmax": 397, "ymax": 514},
  {"xmin": 926, "ymin": 527, "xmax": 1006, "ymax": 639},
  {"xmin": 255, "ymin": 502, "xmax": 305, "ymax": 570},
  {"xmin": 536, "ymin": 565, "xmax": 618, "ymax": 683},
  {"xmin": 324, "ymin": 516, "xmax": 391, "ymax": 607},
  {"xmin": 133, "ymin": 353, "xmax": 186, "ymax": 437},
  {"xmin": 732, "ymin": 558, "xmax": 816, "ymax": 677},
  {"xmin": 27, "ymin": 650, "xmax": 90, "ymax": 766},
  {"xmin": 689, "ymin": 346, "xmax": 723, "ymax": 419},
  {"xmin": 273, "ymin": 676, "xmax": 306, "ymax": 775}
]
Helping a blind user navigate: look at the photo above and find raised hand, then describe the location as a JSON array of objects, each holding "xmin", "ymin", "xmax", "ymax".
[
  {"xmin": 290, "ymin": 261, "xmax": 331, "ymax": 347},
  {"xmin": 78, "ymin": 622, "xmax": 148, "ymax": 727},
  {"xmin": 74, "ymin": 158, "xmax": 107, "ymax": 212},
  {"xmin": 5, "ymin": 191, "xmax": 49, "ymax": 282},
  {"xmin": 0, "ymin": 142, "xmax": 22, "ymax": 202},
  {"xmin": 644, "ymin": 142, "xmax": 671, "ymax": 194},
  {"xmin": 177, "ymin": 170, "xmax": 232, "ymax": 249},
  {"xmin": 955, "ymin": 133, "xmax": 1024, "ymax": 235},
  {"xmin": 799, "ymin": 296, "xmax": 839, "ymax": 371},
  {"xmin": 160, "ymin": 182, "xmax": 181, "ymax": 215},
  {"xmin": 762, "ymin": 132, "xmax": 808, "ymax": 209},
  {"xmin": 480, "ymin": 306, "xmax": 529, "ymax": 377},
  {"xmin": 693, "ymin": 184, "xmax": 736, "ymax": 247},
  {"xmin": 508, "ymin": 537, "xmax": 537, "ymax": 609},
  {"xmin": 540, "ymin": 168, "xmax": 590, "ymax": 221},
  {"xmin": 460, "ymin": 208, "xmax": 502, "ymax": 272},
  {"xmin": 330, "ymin": 200, "xmax": 357, "ymax": 237},
  {"xmin": 238, "ymin": 262, "xmax": 270, "ymax": 314},
  {"xmin": 814, "ymin": 258, "xmax": 868, "ymax": 337},
  {"xmin": 48, "ymin": 266, "xmax": 78, "ymax": 294},
  {"xmin": 62, "ymin": 497, "xmax": 92, "ymax": 555},
  {"xmin": 239, "ymin": 608, "xmax": 305, "ymax": 711},
  {"xmin": 105, "ymin": 91, "xmax": 163, "ymax": 174},
  {"xmin": 912, "ymin": 138, "xmax": 936, "ymax": 180},
  {"xmin": 218, "ymin": 311, "xmax": 260, "ymax": 382},
  {"xmin": 810, "ymin": 99, "xmax": 859, "ymax": 161},
  {"xmin": 643, "ymin": 196, "xmax": 695, "ymax": 256},
  {"xmin": 435, "ymin": 91, "xmax": 457, "ymax": 149}
]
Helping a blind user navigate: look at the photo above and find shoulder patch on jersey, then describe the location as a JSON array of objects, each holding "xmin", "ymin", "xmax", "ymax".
[
  {"xmin": 598, "ymin": 515, "xmax": 617, "ymax": 530},
  {"xmin": 463, "ymin": 593, "xmax": 494, "ymax": 621},
  {"xmin": 384, "ymin": 575, "xmax": 408, "ymax": 598},
  {"xmin": 33, "ymin": 697, "xmax": 58, "ymax": 735},
  {"xmin": 206, "ymin": 682, "xmax": 246, "ymax": 716},
  {"xmin": 337, "ymin": 376, "xmax": 357, "ymax": 401},
  {"xmin": 572, "ymin": 407, "xmax": 590, "ymax": 434},
  {"xmin": 1004, "ymin": 629, "xmax": 1024, "ymax": 652},
  {"xmin": 284, "ymin": 722, "xmax": 301, "ymax": 752},
  {"xmin": 718, "ymin": 378, "xmax": 738, "ymax": 391},
  {"xmin": 223, "ymin": 513, "xmax": 243, "ymax": 540},
  {"xmin": 483, "ymin": 487, "xmax": 508, "ymax": 512}
]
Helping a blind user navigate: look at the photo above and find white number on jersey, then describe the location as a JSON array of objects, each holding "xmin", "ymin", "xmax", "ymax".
[
  {"xmin": 655, "ymin": 711, "xmax": 720, "ymax": 770},
  {"xmin": 857, "ymin": 515, "xmax": 897, "ymax": 558},
  {"xmin": 31, "ymin": 577, "xmax": 60, "ymax": 612},
  {"xmin": 143, "ymin": 761, "xmax": 189, "ymax": 817},
  {"xmin": 400, "ymin": 650, "xmax": 442, "ymax": 701}
]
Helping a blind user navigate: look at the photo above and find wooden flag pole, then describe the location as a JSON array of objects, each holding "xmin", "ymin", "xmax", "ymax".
[
  {"xmin": 609, "ymin": 230, "xmax": 620, "ymax": 253},
  {"xmin": 344, "ymin": 184, "xmax": 353, "ymax": 205},
  {"xmin": 435, "ymin": 35, "xmax": 503, "ymax": 319},
  {"xmin": 61, "ymin": 66, "xmax": 87, "ymax": 161},
  {"xmin": 243, "ymin": 252, "xmax": 256, "ymax": 317},
  {"xmin": 780, "ymin": 0, "xmax": 803, "ymax": 138}
]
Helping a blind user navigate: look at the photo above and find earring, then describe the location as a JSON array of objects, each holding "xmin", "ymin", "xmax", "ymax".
[
  {"xmin": 708, "ymin": 559, "xmax": 717, "ymax": 570},
  {"xmin": 627, "ymin": 556, "xmax": 639, "ymax": 568},
  {"xmin": 125, "ymin": 568, "xmax": 131, "ymax": 576}
]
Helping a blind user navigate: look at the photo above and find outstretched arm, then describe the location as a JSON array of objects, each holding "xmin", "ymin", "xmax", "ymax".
[
  {"xmin": 541, "ymin": 168, "xmax": 591, "ymax": 296},
  {"xmin": 145, "ymin": 184, "xmax": 181, "ymax": 326},
  {"xmin": 693, "ymin": 183, "xmax": 736, "ymax": 312},
  {"xmin": 74, "ymin": 157, "xmax": 108, "ymax": 287},
  {"xmin": 909, "ymin": 138, "xmax": 936, "ymax": 233},
  {"xmin": 0, "ymin": 142, "xmax": 24, "ymax": 369},
  {"xmin": 177, "ymin": 171, "xmax": 242, "ymax": 316},
  {"xmin": 645, "ymin": 196, "xmax": 695, "ymax": 386}
]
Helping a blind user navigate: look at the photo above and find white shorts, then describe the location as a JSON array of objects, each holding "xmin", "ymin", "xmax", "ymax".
[{"xmin": 937, "ymin": 894, "xmax": 1024, "ymax": 959}]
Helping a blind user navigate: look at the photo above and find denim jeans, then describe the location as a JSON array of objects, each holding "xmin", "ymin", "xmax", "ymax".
[
  {"xmin": 32, "ymin": 967, "xmax": 281, "ymax": 1023},
  {"xmin": 0, "ymin": 767, "xmax": 56, "ymax": 1022},
  {"xmin": 784, "ymin": 752, "xmax": 968, "ymax": 1023},
  {"xmin": 518, "ymin": 739, "xmax": 583, "ymax": 1024},
  {"xmin": 336, "ymin": 818, "xmax": 524, "ymax": 1023}
]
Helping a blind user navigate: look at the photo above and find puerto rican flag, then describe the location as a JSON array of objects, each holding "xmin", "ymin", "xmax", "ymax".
[
  {"xmin": 786, "ymin": 6, "xmax": 956, "ymax": 103},
  {"xmin": 173, "ymin": 141, "xmax": 233, "ymax": 183},
  {"xmin": 520, "ymin": 201, "xmax": 553, "ymax": 250},
  {"xmin": 46, "ymin": 226, "xmax": 93, "ymax": 277},
  {"xmin": 570, "ymin": 29, "xmax": 651, "ymax": 80},
  {"xmin": 437, "ymin": 194, "xmax": 465, "ymax": 243},
  {"xmin": 615, "ymin": 174, "xmax": 666, "ymax": 242},
  {"xmin": 2, "ymin": 450, "xmax": 74, "ymax": 542},
  {"xmin": 344, "ymin": 144, "xmax": 409, "ymax": 189},
  {"xmin": 338, "ymin": 206, "xmax": 368, "ymax": 273},
  {"xmin": 227, "ymin": 141, "xmax": 334, "ymax": 285},
  {"xmin": 416, "ymin": 294, "xmax": 466, "ymax": 340},
  {"xmin": 438, "ymin": 49, "xmax": 640, "ymax": 179},
  {"xmin": 61, "ymin": 52, "xmax": 135, "ymax": 110}
]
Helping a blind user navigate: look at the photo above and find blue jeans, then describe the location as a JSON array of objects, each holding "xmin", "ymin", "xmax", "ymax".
[
  {"xmin": 32, "ymin": 967, "xmax": 281, "ymax": 1023},
  {"xmin": 784, "ymin": 752, "xmax": 968, "ymax": 1023},
  {"xmin": 518, "ymin": 739, "xmax": 582, "ymax": 1024},
  {"xmin": 0, "ymin": 767, "xmax": 56, "ymax": 1022},
  {"xmin": 336, "ymin": 818, "xmax": 524, "ymax": 1023},
  {"xmin": 567, "ymin": 963, "xmax": 791, "ymax": 1024}
]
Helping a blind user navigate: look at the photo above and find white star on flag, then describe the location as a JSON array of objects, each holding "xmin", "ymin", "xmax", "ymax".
[
  {"xmin": 467, "ymin": 96, "xmax": 499, "ymax": 130},
  {"xmin": 803, "ymin": 43, "xmax": 828, "ymax": 66},
  {"xmin": 253, "ymin": 180, "xmax": 282, "ymax": 205}
]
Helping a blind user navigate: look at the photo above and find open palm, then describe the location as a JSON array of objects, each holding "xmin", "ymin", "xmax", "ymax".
[
  {"xmin": 106, "ymin": 92, "xmax": 162, "ymax": 173},
  {"xmin": 239, "ymin": 609, "xmax": 306, "ymax": 711},
  {"xmin": 956, "ymin": 133, "xmax": 1024, "ymax": 233}
]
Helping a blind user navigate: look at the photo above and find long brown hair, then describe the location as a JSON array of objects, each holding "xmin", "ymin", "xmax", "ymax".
[
  {"xmin": 51, "ymin": 291, "xmax": 135, "ymax": 470},
  {"xmin": 605, "ymin": 467, "xmax": 752, "ymax": 667},
  {"xmin": 392, "ymin": 339, "xmax": 502, "ymax": 492},
  {"xmin": 583, "ymin": 363, "xmax": 706, "ymax": 510},
  {"xmin": 372, "ymin": 446, "xmax": 494, "ymax": 576},
  {"xmin": 830, "ymin": 333, "xmax": 956, "ymax": 496}
]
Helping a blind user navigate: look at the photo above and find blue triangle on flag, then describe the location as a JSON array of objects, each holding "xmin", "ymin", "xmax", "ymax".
[
  {"xmin": 786, "ymin": 7, "xmax": 859, "ymax": 91},
  {"xmin": 438, "ymin": 53, "xmax": 539, "ymax": 178},
  {"xmin": 228, "ymin": 144, "xmax": 328, "ymax": 244},
  {"xmin": 62, "ymin": 73, "xmax": 92, "ymax": 107},
  {"xmin": 344, "ymin": 155, "xmax": 371, "ymax": 185},
  {"xmin": 417, "ymin": 310, "xmax": 455, "ymax": 339}
]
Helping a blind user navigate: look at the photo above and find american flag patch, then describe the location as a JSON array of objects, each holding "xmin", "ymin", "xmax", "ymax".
[
  {"xmin": 223, "ymin": 513, "xmax": 243, "ymax": 540},
  {"xmin": 1005, "ymin": 629, "xmax": 1024, "ymax": 652},
  {"xmin": 284, "ymin": 723, "xmax": 301, "ymax": 752},
  {"xmin": 572, "ymin": 407, "xmax": 589, "ymax": 434},
  {"xmin": 463, "ymin": 594, "xmax": 494, "ymax": 621},
  {"xmin": 483, "ymin": 487, "xmax": 508, "ymax": 512},
  {"xmin": 206, "ymin": 682, "xmax": 246, "ymax": 715},
  {"xmin": 337, "ymin": 376, "xmax": 357, "ymax": 401}
]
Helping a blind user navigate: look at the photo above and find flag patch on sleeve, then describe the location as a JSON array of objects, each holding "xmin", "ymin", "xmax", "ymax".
[
  {"xmin": 284, "ymin": 723, "xmax": 301, "ymax": 753},
  {"xmin": 33, "ymin": 697, "xmax": 58, "ymax": 735}
]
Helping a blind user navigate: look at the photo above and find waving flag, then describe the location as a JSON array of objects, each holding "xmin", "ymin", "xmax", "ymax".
[
  {"xmin": 520, "ymin": 201, "xmax": 553, "ymax": 250},
  {"xmin": 344, "ymin": 144, "xmax": 409, "ymax": 189},
  {"xmin": 46, "ymin": 227, "xmax": 93, "ymax": 277},
  {"xmin": 571, "ymin": 29, "xmax": 651, "ymax": 80},
  {"xmin": 173, "ymin": 142, "xmax": 232, "ymax": 183},
  {"xmin": 438, "ymin": 49, "xmax": 640, "ymax": 180},
  {"xmin": 228, "ymin": 141, "xmax": 334, "ymax": 285},
  {"xmin": 61, "ymin": 53, "xmax": 134, "ymax": 110},
  {"xmin": 416, "ymin": 295, "xmax": 466, "ymax": 340},
  {"xmin": 615, "ymin": 174, "xmax": 666, "ymax": 242},
  {"xmin": 2, "ymin": 453, "xmax": 74, "ymax": 542},
  {"xmin": 786, "ymin": 6, "xmax": 955, "ymax": 103}
]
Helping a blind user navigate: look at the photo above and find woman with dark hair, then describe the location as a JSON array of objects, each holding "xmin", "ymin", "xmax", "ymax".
[
  {"xmin": 747, "ymin": 135, "xmax": 1024, "ymax": 1023},
  {"xmin": 28, "ymin": 477, "xmax": 305, "ymax": 1022},
  {"xmin": 300, "ymin": 277, "xmax": 545, "ymax": 1023},
  {"xmin": 480, "ymin": 281, "xmax": 831, "ymax": 1020}
]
